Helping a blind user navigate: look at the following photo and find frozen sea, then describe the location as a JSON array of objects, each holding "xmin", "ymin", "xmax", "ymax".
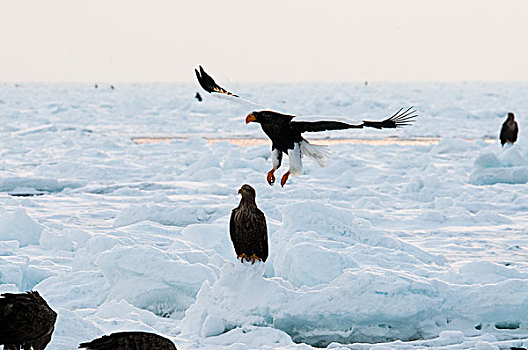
[{"xmin": 0, "ymin": 82, "xmax": 528, "ymax": 349}]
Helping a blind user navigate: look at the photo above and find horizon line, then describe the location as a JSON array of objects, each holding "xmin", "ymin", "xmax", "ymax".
[{"xmin": 2, "ymin": 79, "xmax": 528, "ymax": 84}]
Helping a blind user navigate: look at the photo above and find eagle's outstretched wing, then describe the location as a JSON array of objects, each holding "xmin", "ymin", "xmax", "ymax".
[
  {"xmin": 292, "ymin": 106, "xmax": 417, "ymax": 133},
  {"xmin": 195, "ymin": 66, "xmax": 266, "ymax": 110},
  {"xmin": 195, "ymin": 65, "xmax": 238, "ymax": 97}
]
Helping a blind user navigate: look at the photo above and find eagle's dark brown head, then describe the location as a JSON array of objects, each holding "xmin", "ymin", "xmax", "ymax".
[
  {"xmin": 238, "ymin": 184, "xmax": 256, "ymax": 200},
  {"xmin": 245, "ymin": 111, "xmax": 295, "ymax": 124},
  {"xmin": 507, "ymin": 112, "xmax": 515, "ymax": 122}
]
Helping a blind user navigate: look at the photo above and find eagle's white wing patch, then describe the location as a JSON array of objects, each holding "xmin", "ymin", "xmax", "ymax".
[{"xmin": 294, "ymin": 115, "xmax": 363, "ymax": 126}]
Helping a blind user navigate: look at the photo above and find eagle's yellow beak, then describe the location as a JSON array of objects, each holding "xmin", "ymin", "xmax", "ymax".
[
  {"xmin": 245, "ymin": 114, "xmax": 256, "ymax": 124},
  {"xmin": 238, "ymin": 188, "xmax": 244, "ymax": 194}
]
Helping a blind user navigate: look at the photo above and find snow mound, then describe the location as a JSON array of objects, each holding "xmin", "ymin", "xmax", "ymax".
[
  {"xmin": 432, "ymin": 137, "xmax": 479, "ymax": 154},
  {"xmin": 0, "ymin": 208, "xmax": 43, "ymax": 246},
  {"xmin": 181, "ymin": 262, "xmax": 446, "ymax": 347},
  {"xmin": 201, "ymin": 326, "xmax": 296, "ymax": 349},
  {"xmin": 35, "ymin": 271, "xmax": 110, "ymax": 309},
  {"xmin": 50, "ymin": 307, "xmax": 103, "ymax": 350},
  {"xmin": 181, "ymin": 223, "xmax": 234, "ymax": 260},
  {"xmin": 0, "ymin": 177, "xmax": 83, "ymax": 194},
  {"xmin": 87, "ymin": 299, "xmax": 165, "ymax": 333},
  {"xmin": 114, "ymin": 204, "xmax": 211, "ymax": 228},
  {"xmin": 469, "ymin": 145, "xmax": 528, "ymax": 185},
  {"xmin": 272, "ymin": 201, "xmax": 445, "ymax": 287},
  {"xmin": 182, "ymin": 259, "xmax": 528, "ymax": 347},
  {"xmin": 95, "ymin": 244, "xmax": 217, "ymax": 317}
]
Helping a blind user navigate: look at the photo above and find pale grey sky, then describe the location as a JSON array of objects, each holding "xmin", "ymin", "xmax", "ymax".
[{"xmin": 1, "ymin": 0, "xmax": 527, "ymax": 82}]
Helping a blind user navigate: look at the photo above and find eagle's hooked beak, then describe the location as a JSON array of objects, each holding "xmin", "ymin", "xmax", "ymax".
[
  {"xmin": 245, "ymin": 114, "xmax": 256, "ymax": 124},
  {"xmin": 238, "ymin": 188, "xmax": 244, "ymax": 194}
]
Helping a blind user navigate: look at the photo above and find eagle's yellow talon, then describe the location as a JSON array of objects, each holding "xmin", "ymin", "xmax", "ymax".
[
  {"xmin": 237, "ymin": 253, "xmax": 248, "ymax": 263},
  {"xmin": 249, "ymin": 254, "xmax": 262, "ymax": 264}
]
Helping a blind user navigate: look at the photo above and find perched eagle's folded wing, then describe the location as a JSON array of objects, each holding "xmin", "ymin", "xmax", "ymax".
[
  {"xmin": 195, "ymin": 66, "xmax": 266, "ymax": 110},
  {"xmin": 0, "ymin": 292, "xmax": 56, "ymax": 345},
  {"xmin": 79, "ymin": 331, "xmax": 176, "ymax": 350},
  {"xmin": 292, "ymin": 106, "xmax": 417, "ymax": 132},
  {"xmin": 0, "ymin": 304, "xmax": 40, "ymax": 342}
]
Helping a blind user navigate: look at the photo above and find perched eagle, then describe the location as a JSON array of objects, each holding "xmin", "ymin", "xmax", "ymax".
[
  {"xmin": 79, "ymin": 331, "xmax": 177, "ymax": 350},
  {"xmin": 230, "ymin": 184, "xmax": 268, "ymax": 264},
  {"xmin": 0, "ymin": 291, "xmax": 57, "ymax": 350},
  {"xmin": 500, "ymin": 112, "xmax": 519, "ymax": 146},
  {"xmin": 195, "ymin": 66, "xmax": 417, "ymax": 186}
]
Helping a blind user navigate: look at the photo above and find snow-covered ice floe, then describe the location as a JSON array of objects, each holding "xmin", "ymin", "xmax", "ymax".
[{"xmin": 0, "ymin": 82, "xmax": 528, "ymax": 349}]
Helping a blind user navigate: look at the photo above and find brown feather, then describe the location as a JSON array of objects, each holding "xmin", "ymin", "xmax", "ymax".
[
  {"xmin": 79, "ymin": 331, "xmax": 176, "ymax": 350},
  {"xmin": 0, "ymin": 291, "xmax": 57, "ymax": 350}
]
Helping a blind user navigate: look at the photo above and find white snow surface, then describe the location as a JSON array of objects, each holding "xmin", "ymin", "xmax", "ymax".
[{"xmin": 1, "ymin": 82, "xmax": 528, "ymax": 349}]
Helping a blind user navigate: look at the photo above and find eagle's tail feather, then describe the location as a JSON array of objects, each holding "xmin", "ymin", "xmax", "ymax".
[{"xmin": 300, "ymin": 140, "xmax": 331, "ymax": 167}]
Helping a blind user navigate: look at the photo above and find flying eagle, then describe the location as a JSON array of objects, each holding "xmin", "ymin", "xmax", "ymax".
[
  {"xmin": 500, "ymin": 112, "xmax": 519, "ymax": 146},
  {"xmin": 230, "ymin": 184, "xmax": 268, "ymax": 264},
  {"xmin": 79, "ymin": 331, "xmax": 177, "ymax": 350},
  {"xmin": 0, "ymin": 291, "xmax": 57, "ymax": 350},
  {"xmin": 195, "ymin": 66, "xmax": 417, "ymax": 186}
]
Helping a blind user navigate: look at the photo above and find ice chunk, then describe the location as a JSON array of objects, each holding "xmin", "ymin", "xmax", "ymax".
[
  {"xmin": 96, "ymin": 244, "xmax": 216, "ymax": 318},
  {"xmin": 35, "ymin": 271, "xmax": 110, "ymax": 309},
  {"xmin": 470, "ymin": 145, "xmax": 528, "ymax": 185},
  {"xmin": 273, "ymin": 241, "xmax": 359, "ymax": 287},
  {"xmin": 48, "ymin": 307, "xmax": 103, "ymax": 350},
  {"xmin": 114, "ymin": 204, "xmax": 210, "ymax": 228},
  {"xmin": 39, "ymin": 227, "xmax": 75, "ymax": 251},
  {"xmin": 201, "ymin": 315, "xmax": 226, "ymax": 337},
  {"xmin": 202, "ymin": 326, "xmax": 295, "ymax": 348},
  {"xmin": 469, "ymin": 167, "xmax": 528, "ymax": 185},
  {"xmin": 474, "ymin": 153, "xmax": 501, "ymax": 168},
  {"xmin": 88, "ymin": 299, "xmax": 164, "ymax": 332},
  {"xmin": 432, "ymin": 138, "xmax": 478, "ymax": 154},
  {"xmin": 181, "ymin": 223, "xmax": 233, "ymax": 260},
  {"xmin": 0, "ymin": 208, "xmax": 43, "ymax": 246},
  {"xmin": 0, "ymin": 177, "xmax": 83, "ymax": 193},
  {"xmin": 182, "ymin": 263, "xmax": 446, "ymax": 346}
]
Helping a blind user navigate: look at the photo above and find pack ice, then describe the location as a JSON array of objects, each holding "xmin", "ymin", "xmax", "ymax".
[{"xmin": 0, "ymin": 82, "xmax": 527, "ymax": 349}]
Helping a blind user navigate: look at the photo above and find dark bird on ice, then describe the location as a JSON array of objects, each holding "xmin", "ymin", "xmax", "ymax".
[
  {"xmin": 195, "ymin": 92, "xmax": 202, "ymax": 101},
  {"xmin": 230, "ymin": 184, "xmax": 268, "ymax": 264},
  {"xmin": 79, "ymin": 331, "xmax": 177, "ymax": 350},
  {"xmin": 0, "ymin": 291, "xmax": 57, "ymax": 350},
  {"xmin": 195, "ymin": 66, "xmax": 417, "ymax": 186},
  {"xmin": 500, "ymin": 112, "xmax": 519, "ymax": 146}
]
